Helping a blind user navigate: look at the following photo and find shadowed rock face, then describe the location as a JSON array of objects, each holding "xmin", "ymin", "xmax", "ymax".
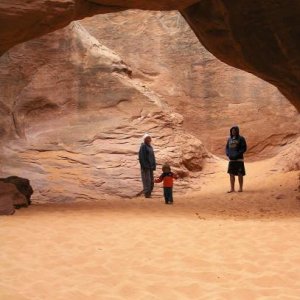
[
  {"xmin": 1, "ymin": 1, "xmax": 300, "ymax": 110},
  {"xmin": 182, "ymin": 0, "xmax": 300, "ymax": 111},
  {"xmin": 0, "ymin": 0, "xmax": 198, "ymax": 56},
  {"xmin": 0, "ymin": 176, "xmax": 33, "ymax": 207},
  {"xmin": 0, "ymin": 182, "xmax": 16, "ymax": 215}
]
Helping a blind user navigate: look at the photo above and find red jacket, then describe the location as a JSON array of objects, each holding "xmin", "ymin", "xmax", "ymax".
[{"xmin": 155, "ymin": 172, "xmax": 178, "ymax": 187}]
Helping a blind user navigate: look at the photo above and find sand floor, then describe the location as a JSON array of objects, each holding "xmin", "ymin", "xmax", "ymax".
[{"xmin": 1, "ymin": 163, "xmax": 300, "ymax": 300}]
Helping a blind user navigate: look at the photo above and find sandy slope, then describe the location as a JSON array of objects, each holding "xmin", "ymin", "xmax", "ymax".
[{"xmin": 0, "ymin": 161, "xmax": 299, "ymax": 300}]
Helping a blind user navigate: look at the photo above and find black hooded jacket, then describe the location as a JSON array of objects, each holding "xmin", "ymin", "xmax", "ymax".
[
  {"xmin": 139, "ymin": 143, "xmax": 156, "ymax": 170},
  {"xmin": 225, "ymin": 126, "xmax": 247, "ymax": 160}
]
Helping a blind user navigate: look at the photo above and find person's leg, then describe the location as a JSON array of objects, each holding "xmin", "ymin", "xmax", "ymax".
[
  {"xmin": 141, "ymin": 168, "xmax": 151, "ymax": 197},
  {"xmin": 169, "ymin": 187, "xmax": 173, "ymax": 204},
  {"xmin": 150, "ymin": 169, "xmax": 154, "ymax": 194},
  {"xmin": 228, "ymin": 174, "xmax": 235, "ymax": 192},
  {"xmin": 164, "ymin": 188, "xmax": 172, "ymax": 204},
  {"xmin": 238, "ymin": 175, "xmax": 243, "ymax": 192},
  {"xmin": 163, "ymin": 188, "xmax": 168, "ymax": 204},
  {"xmin": 141, "ymin": 168, "xmax": 147, "ymax": 194}
]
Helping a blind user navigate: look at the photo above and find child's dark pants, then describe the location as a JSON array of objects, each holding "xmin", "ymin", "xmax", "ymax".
[{"xmin": 163, "ymin": 187, "xmax": 173, "ymax": 204}]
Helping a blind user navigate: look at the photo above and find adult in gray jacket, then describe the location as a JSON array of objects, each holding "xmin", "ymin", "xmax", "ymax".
[{"xmin": 139, "ymin": 133, "xmax": 156, "ymax": 198}]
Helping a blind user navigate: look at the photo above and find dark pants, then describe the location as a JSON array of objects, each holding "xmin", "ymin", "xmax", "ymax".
[
  {"xmin": 164, "ymin": 187, "xmax": 173, "ymax": 204},
  {"xmin": 141, "ymin": 168, "xmax": 154, "ymax": 197}
]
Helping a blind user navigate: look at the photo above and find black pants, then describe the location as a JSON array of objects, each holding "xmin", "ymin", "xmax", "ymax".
[{"xmin": 164, "ymin": 187, "xmax": 173, "ymax": 204}]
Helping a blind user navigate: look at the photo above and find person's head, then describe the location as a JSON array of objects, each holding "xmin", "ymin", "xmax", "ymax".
[
  {"xmin": 162, "ymin": 163, "xmax": 171, "ymax": 173},
  {"xmin": 143, "ymin": 133, "xmax": 152, "ymax": 145},
  {"xmin": 230, "ymin": 126, "xmax": 240, "ymax": 137}
]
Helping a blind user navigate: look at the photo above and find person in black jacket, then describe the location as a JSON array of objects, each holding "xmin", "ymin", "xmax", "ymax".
[
  {"xmin": 139, "ymin": 133, "xmax": 156, "ymax": 198},
  {"xmin": 225, "ymin": 126, "xmax": 247, "ymax": 192}
]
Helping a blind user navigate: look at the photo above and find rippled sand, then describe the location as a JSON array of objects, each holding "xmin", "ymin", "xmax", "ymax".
[{"xmin": 0, "ymin": 166, "xmax": 299, "ymax": 300}]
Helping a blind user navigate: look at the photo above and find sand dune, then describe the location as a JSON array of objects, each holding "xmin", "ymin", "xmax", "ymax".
[{"xmin": 0, "ymin": 162, "xmax": 299, "ymax": 300}]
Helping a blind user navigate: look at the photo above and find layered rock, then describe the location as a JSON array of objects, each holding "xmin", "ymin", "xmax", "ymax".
[
  {"xmin": 1, "ymin": 1, "xmax": 300, "ymax": 111},
  {"xmin": 81, "ymin": 11, "xmax": 300, "ymax": 159},
  {"xmin": 0, "ymin": 22, "xmax": 211, "ymax": 202},
  {"xmin": 1, "ymin": 9, "xmax": 299, "ymax": 203}
]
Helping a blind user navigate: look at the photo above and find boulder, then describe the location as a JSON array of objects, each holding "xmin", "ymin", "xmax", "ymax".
[
  {"xmin": 0, "ymin": 176, "xmax": 33, "ymax": 207},
  {"xmin": 0, "ymin": 182, "xmax": 15, "ymax": 215},
  {"xmin": 274, "ymin": 137, "xmax": 300, "ymax": 172}
]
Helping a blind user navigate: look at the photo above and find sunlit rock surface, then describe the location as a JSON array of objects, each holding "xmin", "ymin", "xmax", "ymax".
[
  {"xmin": 0, "ymin": 11, "xmax": 299, "ymax": 203},
  {"xmin": 0, "ymin": 22, "xmax": 211, "ymax": 202},
  {"xmin": 81, "ymin": 11, "xmax": 300, "ymax": 159}
]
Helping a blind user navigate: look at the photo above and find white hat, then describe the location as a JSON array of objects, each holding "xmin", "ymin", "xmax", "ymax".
[{"xmin": 143, "ymin": 133, "xmax": 151, "ymax": 141}]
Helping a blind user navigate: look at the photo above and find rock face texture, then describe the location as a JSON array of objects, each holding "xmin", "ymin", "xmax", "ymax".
[
  {"xmin": 81, "ymin": 11, "xmax": 300, "ymax": 159},
  {"xmin": 1, "ymin": 1, "xmax": 300, "ymax": 111},
  {"xmin": 0, "ymin": 11, "xmax": 299, "ymax": 203},
  {"xmin": 0, "ymin": 182, "xmax": 15, "ymax": 215},
  {"xmin": 182, "ymin": 0, "xmax": 300, "ymax": 111},
  {"xmin": 0, "ymin": 0, "xmax": 197, "ymax": 56},
  {"xmin": 0, "ymin": 22, "xmax": 211, "ymax": 202},
  {"xmin": 275, "ymin": 137, "xmax": 300, "ymax": 172}
]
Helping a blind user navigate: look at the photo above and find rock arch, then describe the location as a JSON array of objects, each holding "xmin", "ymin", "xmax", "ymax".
[{"xmin": 0, "ymin": 0, "xmax": 300, "ymax": 111}]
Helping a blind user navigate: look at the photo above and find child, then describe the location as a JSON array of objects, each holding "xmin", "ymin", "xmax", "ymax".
[{"xmin": 155, "ymin": 163, "xmax": 178, "ymax": 204}]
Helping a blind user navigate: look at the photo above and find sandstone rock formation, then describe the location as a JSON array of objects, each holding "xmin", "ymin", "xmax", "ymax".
[
  {"xmin": 182, "ymin": 0, "xmax": 300, "ymax": 111},
  {"xmin": 0, "ymin": 182, "xmax": 15, "ymax": 215},
  {"xmin": 0, "ymin": 22, "xmax": 211, "ymax": 202},
  {"xmin": 81, "ymin": 11, "xmax": 300, "ymax": 159},
  {"xmin": 0, "ymin": 181, "xmax": 28, "ymax": 215},
  {"xmin": 0, "ymin": 176, "xmax": 33, "ymax": 207},
  {"xmin": 1, "ymin": 1, "xmax": 300, "ymax": 111},
  {"xmin": 0, "ymin": 0, "xmax": 197, "ymax": 56},
  {"xmin": 0, "ymin": 10, "xmax": 299, "ymax": 203},
  {"xmin": 274, "ymin": 137, "xmax": 300, "ymax": 172}
]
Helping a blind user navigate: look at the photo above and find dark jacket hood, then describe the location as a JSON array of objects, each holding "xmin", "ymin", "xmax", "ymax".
[{"xmin": 230, "ymin": 126, "xmax": 240, "ymax": 138}]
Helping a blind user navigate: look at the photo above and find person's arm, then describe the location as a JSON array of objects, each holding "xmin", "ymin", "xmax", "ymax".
[
  {"xmin": 154, "ymin": 174, "xmax": 163, "ymax": 183},
  {"xmin": 225, "ymin": 138, "xmax": 230, "ymax": 157},
  {"xmin": 172, "ymin": 173, "xmax": 179, "ymax": 180},
  {"xmin": 153, "ymin": 153, "xmax": 156, "ymax": 171},
  {"xmin": 238, "ymin": 137, "xmax": 247, "ymax": 155}
]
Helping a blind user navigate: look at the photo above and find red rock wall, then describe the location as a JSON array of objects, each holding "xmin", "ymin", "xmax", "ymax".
[
  {"xmin": 0, "ymin": 22, "xmax": 210, "ymax": 201},
  {"xmin": 182, "ymin": 0, "xmax": 300, "ymax": 111},
  {"xmin": 81, "ymin": 11, "xmax": 300, "ymax": 159},
  {"xmin": 1, "ymin": 1, "xmax": 300, "ymax": 111},
  {"xmin": 0, "ymin": 10, "xmax": 299, "ymax": 202}
]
